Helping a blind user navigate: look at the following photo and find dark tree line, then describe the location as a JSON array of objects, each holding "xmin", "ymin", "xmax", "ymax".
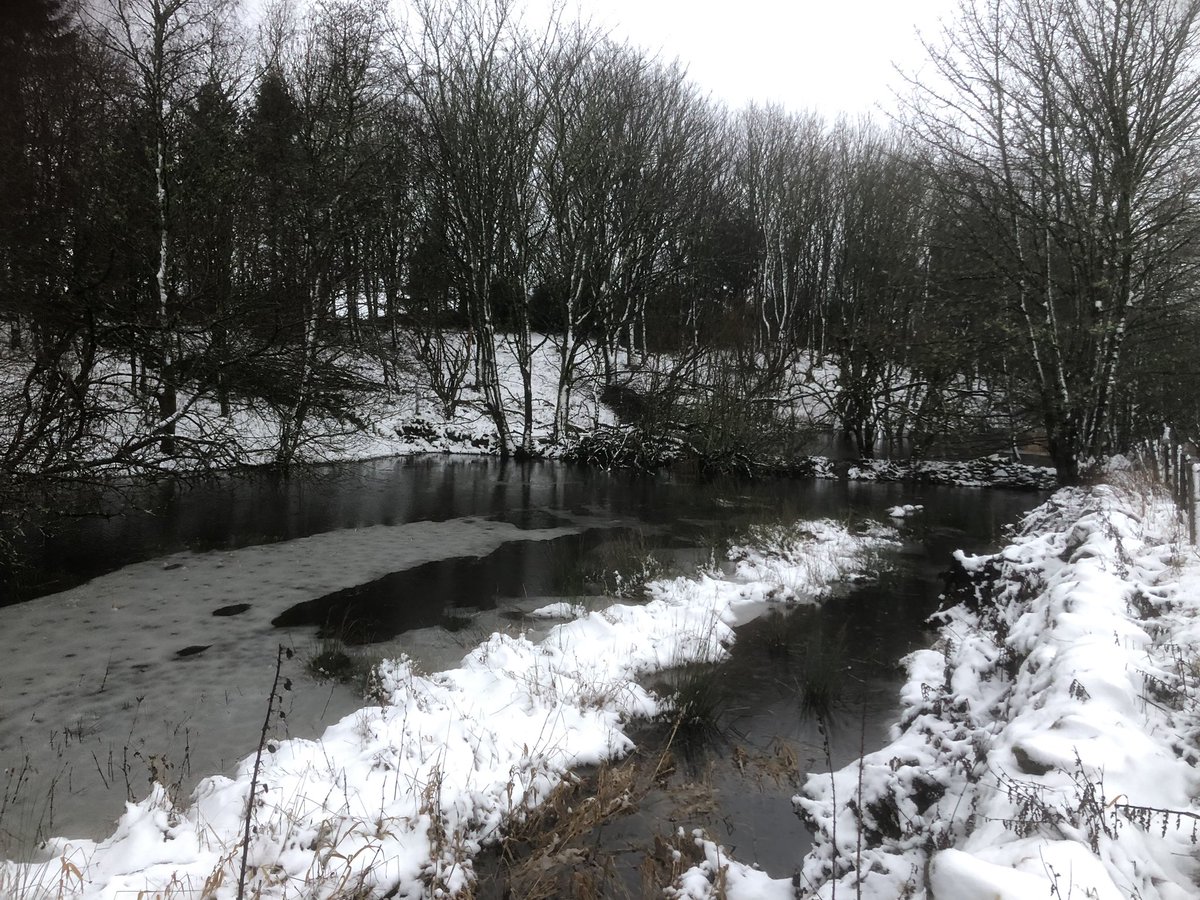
[{"xmin": 3, "ymin": 0, "xmax": 1200, "ymax": 505}]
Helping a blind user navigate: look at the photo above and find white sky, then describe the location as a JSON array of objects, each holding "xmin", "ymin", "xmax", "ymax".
[{"xmin": 537, "ymin": 0, "xmax": 961, "ymax": 119}]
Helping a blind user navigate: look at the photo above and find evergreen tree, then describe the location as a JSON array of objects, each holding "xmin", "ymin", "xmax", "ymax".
[
  {"xmin": 177, "ymin": 74, "xmax": 242, "ymax": 414},
  {"xmin": 243, "ymin": 66, "xmax": 304, "ymax": 338}
]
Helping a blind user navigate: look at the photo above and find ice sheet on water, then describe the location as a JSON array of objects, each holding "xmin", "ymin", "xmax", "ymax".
[{"xmin": 0, "ymin": 515, "xmax": 578, "ymax": 852}]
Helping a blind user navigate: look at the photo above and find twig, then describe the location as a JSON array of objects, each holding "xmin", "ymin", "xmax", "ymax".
[
  {"xmin": 820, "ymin": 709, "xmax": 836, "ymax": 900},
  {"xmin": 856, "ymin": 693, "xmax": 866, "ymax": 900},
  {"xmin": 90, "ymin": 751, "xmax": 110, "ymax": 791},
  {"xmin": 237, "ymin": 644, "xmax": 290, "ymax": 900},
  {"xmin": 1113, "ymin": 801, "xmax": 1200, "ymax": 822}
]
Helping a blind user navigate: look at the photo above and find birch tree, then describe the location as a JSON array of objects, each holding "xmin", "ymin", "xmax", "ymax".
[
  {"xmin": 736, "ymin": 105, "xmax": 836, "ymax": 361},
  {"xmin": 536, "ymin": 38, "xmax": 715, "ymax": 437},
  {"xmin": 86, "ymin": 0, "xmax": 237, "ymax": 453},
  {"xmin": 593, "ymin": 60, "xmax": 718, "ymax": 377}
]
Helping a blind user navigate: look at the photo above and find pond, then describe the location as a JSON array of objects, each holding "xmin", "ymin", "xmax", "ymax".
[{"xmin": 0, "ymin": 456, "xmax": 1040, "ymax": 871}]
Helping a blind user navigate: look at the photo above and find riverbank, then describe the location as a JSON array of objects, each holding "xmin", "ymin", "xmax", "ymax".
[
  {"xmin": 2, "ymin": 334, "xmax": 1057, "ymax": 604},
  {"xmin": 37, "ymin": 337, "xmax": 1054, "ymax": 487},
  {"xmin": 674, "ymin": 467, "xmax": 1200, "ymax": 899},
  {"xmin": 15, "ymin": 461, "xmax": 1194, "ymax": 898},
  {"xmin": 0, "ymin": 512, "xmax": 900, "ymax": 898},
  {"xmin": 343, "ymin": 343, "xmax": 1059, "ymax": 489},
  {"xmin": 1, "ymin": 333, "xmax": 1057, "ymax": 609}
]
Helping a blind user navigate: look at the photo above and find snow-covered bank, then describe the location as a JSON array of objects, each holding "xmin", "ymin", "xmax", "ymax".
[
  {"xmin": 676, "ymin": 475, "xmax": 1200, "ymax": 899},
  {"xmin": 847, "ymin": 454, "xmax": 1057, "ymax": 491},
  {"xmin": 151, "ymin": 332, "xmax": 1053, "ymax": 488},
  {"xmin": 0, "ymin": 519, "xmax": 896, "ymax": 898},
  {"xmin": 171, "ymin": 335, "xmax": 614, "ymax": 465}
]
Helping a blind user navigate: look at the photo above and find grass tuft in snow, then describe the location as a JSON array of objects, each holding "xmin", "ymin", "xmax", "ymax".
[
  {"xmin": 304, "ymin": 638, "xmax": 391, "ymax": 699},
  {"xmin": 572, "ymin": 529, "xmax": 666, "ymax": 600},
  {"xmin": 485, "ymin": 738, "xmax": 736, "ymax": 899},
  {"xmin": 792, "ymin": 625, "xmax": 848, "ymax": 726},
  {"xmin": 489, "ymin": 760, "xmax": 638, "ymax": 899},
  {"xmin": 658, "ymin": 662, "xmax": 735, "ymax": 750}
]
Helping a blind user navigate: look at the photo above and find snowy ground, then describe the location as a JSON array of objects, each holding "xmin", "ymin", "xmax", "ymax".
[
  {"xmin": 3, "ymin": 332, "xmax": 1056, "ymax": 496},
  {"xmin": 177, "ymin": 334, "xmax": 616, "ymax": 465},
  {"xmin": 0, "ymin": 335, "xmax": 616, "ymax": 477},
  {"xmin": 672, "ymin": 469, "xmax": 1200, "ymax": 899},
  {"xmin": 0, "ymin": 518, "xmax": 897, "ymax": 898},
  {"xmin": 848, "ymin": 455, "xmax": 1057, "ymax": 491}
]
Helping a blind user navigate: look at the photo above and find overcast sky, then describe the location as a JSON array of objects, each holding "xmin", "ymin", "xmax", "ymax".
[{"xmin": 537, "ymin": 0, "xmax": 960, "ymax": 119}]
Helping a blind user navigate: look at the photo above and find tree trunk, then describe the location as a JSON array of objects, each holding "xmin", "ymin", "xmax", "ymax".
[{"xmin": 156, "ymin": 133, "xmax": 176, "ymax": 455}]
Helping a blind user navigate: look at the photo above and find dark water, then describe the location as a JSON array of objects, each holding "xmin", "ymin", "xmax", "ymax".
[
  {"xmin": 7, "ymin": 456, "xmax": 578, "ymax": 602},
  {"xmin": 5, "ymin": 444, "xmax": 1043, "ymax": 605},
  {"xmin": 270, "ymin": 532, "xmax": 603, "ymax": 641},
  {"xmin": 3, "ymin": 456, "xmax": 808, "ymax": 602},
  {"xmin": 473, "ymin": 478, "xmax": 1041, "ymax": 893},
  {"xmin": 619, "ymin": 518, "xmax": 1003, "ymax": 880},
  {"xmin": 10, "ymin": 456, "xmax": 1036, "ymax": 657}
]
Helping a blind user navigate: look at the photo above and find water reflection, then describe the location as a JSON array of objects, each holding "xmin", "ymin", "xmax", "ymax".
[
  {"xmin": 272, "ymin": 532, "xmax": 605, "ymax": 642},
  {"xmin": 572, "ymin": 501, "xmax": 1030, "ymax": 889},
  {"xmin": 9, "ymin": 458, "xmax": 845, "ymax": 603},
  {"xmin": 12, "ymin": 456, "xmax": 1034, "ymax": 604}
]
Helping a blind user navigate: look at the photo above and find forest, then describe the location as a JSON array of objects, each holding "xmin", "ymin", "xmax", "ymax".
[{"xmin": 4, "ymin": 0, "xmax": 1200, "ymax": 511}]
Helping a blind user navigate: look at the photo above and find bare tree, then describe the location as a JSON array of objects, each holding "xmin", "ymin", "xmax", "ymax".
[
  {"xmin": 736, "ymin": 105, "xmax": 836, "ymax": 361},
  {"xmin": 405, "ymin": 0, "xmax": 553, "ymax": 456},
  {"xmin": 825, "ymin": 124, "xmax": 933, "ymax": 457},
  {"xmin": 592, "ymin": 59, "xmax": 721, "ymax": 377},
  {"xmin": 262, "ymin": 0, "xmax": 391, "ymax": 468},
  {"xmin": 536, "ymin": 37, "xmax": 719, "ymax": 437},
  {"xmin": 908, "ymin": 0, "xmax": 1200, "ymax": 481}
]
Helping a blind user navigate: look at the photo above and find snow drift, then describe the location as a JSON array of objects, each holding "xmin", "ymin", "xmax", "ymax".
[{"xmin": 676, "ymin": 476, "xmax": 1200, "ymax": 899}]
